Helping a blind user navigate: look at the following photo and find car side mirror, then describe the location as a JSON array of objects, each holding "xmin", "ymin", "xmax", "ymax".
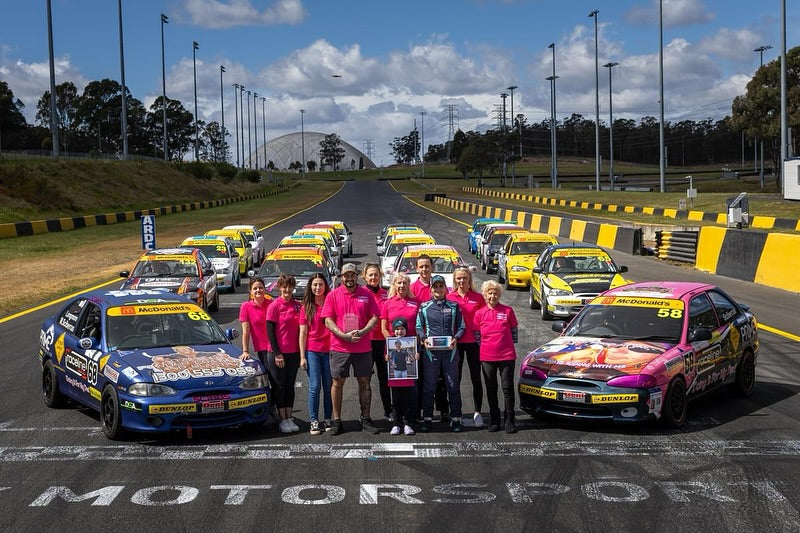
[
  {"xmin": 232, "ymin": 251, "xmax": 239, "ymax": 257},
  {"xmin": 225, "ymin": 328, "xmax": 240, "ymax": 340},
  {"xmin": 618, "ymin": 265, "xmax": 628, "ymax": 273},
  {"xmin": 532, "ymin": 266, "xmax": 542, "ymax": 274},
  {"xmin": 119, "ymin": 271, "xmax": 130, "ymax": 278},
  {"xmin": 551, "ymin": 321, "xmax": 566, "ymax": 333},
  {"xmin": 688, "ymin": 328, "xmax": 712, "ymax": 342},
  {"xmin": 203, "ymin": 269, "xmax": 215, "ymax": 276}
]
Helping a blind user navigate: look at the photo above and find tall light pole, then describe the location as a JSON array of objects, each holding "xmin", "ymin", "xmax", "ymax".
[
  {"xmin": 780, "ymin": 0, "xmax": 787, "ymax": 195},
  {"xmin": 589, "ymin": 9, "xmax": 600, "ymax": 191},
  {"xmin": 658, "ymin": 0, "xmax": 666, "ymax": 192},
  {"xmin": 548, "ymin": 42, "xmax": 558, "ymax": 188},
  {"xmin": 192, "ymin": 41, "xmax": 199, "ymax": 161},
  {"xmin": 261, "ymin": 97, "xmax": 267, "ymax": 170},
  {"xmin": 232, "ymin": 83, "xmax": 240, "ymax": 167},
  {"xmin": 246, "ymin": 89, "xmax": 252, "ymax": 168},
  {"xmin": 419, "ymin": 111, "xmax": 426, "ymax": 177},
  {"xmin": 239, "ymin": 85, "xmax": 245, "ymax": 167},
  {"xmin": 46, "ymin": 0, "xmax": 59, "ymax": 156},
  {"xmin": 604, "ymin": 62, "xmax": 618, "ymax": 189},
  {"xmin": 219, "ymin": 65, "xmax": 225, "ymax": 163},
  {"xmin": 300, "ymin": 109, "xmax": 306, "ymax": 176},
  {"xmin": 160, "ymin": 13, "xmax": 168, "ymax": 160},
  {"xmin": 117, "ymin": 0, "xmax": 128, "ymax": 158},
  {"xmin": 252, "ymin": 91, "xmax": 259, "ymax": 170},
  {"xmin": 754, "ymin": 45, "xmax": 772, "ymax": 191}
]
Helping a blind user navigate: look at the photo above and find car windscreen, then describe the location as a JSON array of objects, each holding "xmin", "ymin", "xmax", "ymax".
[
  {"xmin": 563, "ymin": 302, "xmax": 683, "ymax": 343},
  {"xmin": 512, "ymin": 242, "xmax": 551, "ymax": 255},
  {"xmin": 132, "ymin": 258, "xmax": 198, "ymax": 277},
  {"xmin": 259, "ymin": 259, "xmax": 325, "ymax": 277},
  {"xmin": 106, "ymin": 308, "xmax": 229, "ymax": 350},
  {"xmin": 490, "ymin": 232, "xmax": 515, "ymax": 245},
  {"xmin": 192, "ymin": 244, "xmax": 228, "ymax": 258},
  {"xmin": 548, "ymin": 254, "xmax": 616, "ymax": 274}
]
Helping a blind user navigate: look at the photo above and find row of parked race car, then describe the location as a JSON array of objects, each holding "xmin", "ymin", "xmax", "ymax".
[{"xmin": 36, "ymin": 216, "xmax": 761, "ymax": 440}]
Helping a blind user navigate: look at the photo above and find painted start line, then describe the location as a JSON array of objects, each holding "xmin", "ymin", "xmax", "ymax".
[{"xmin": 1, "ymin": 440, "xmax": 800, "ymax": 461}]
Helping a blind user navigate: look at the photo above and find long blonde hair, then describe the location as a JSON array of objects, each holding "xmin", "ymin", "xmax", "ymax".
[{"xmin": 387, "ymin": 272, "xmax": 412, "ymax": 298}]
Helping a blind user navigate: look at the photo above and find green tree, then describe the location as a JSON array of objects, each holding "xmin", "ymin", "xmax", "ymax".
[
  {"xmin": 200, "ymin": 120, "xmax": 226, "ymax": 162},
  {"xmin": 35, "ymin": 81, "xmax": 81, "ymax": 152},
  {"xmin": 0, "ymin": 81, "xmax": 28, "ymax": 151},
  {"xmin": 455, "ymin": 142, "xmax": 491, "ymax": 181},
  {"xmin": 145, "ymin": 96, "xmax": 194, "ymax": 161},
  {"xmin": 306, "ymin": 160, "xmax": 317, "ymax": 172},
  {"xmin": 319, "ymin": 133, "xmax": 345, "ymax": 170},
  {"xmin": 390, "ymin": 130, "xmax": 419, "ymax": 165}
]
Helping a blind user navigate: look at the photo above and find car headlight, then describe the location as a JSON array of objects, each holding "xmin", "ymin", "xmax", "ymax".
[
  {"xmin": 128, "ymin": 383, "xmax": 177, "ymax": 396},
  {"xmin": 547, "ymin": 288, "xmax": 573, "ymax": 296},
  {"xmin": 511, "ymin": 265, "xmax": 528, "ymax": 272},
  {"xmin": 218, "ymin": 267, "xmax": 229, "ymax": 275},
  {"xmin": 240, "ymin": 373, "xmax": 269, "ymax": 390}
]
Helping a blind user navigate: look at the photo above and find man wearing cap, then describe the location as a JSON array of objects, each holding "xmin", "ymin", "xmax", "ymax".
[
  {"xmin": 415, "ymin": 275, "xmax": 466, "ymax": 432},
  {"xmin": 321, "ymin": 263, "xmax": 382, "ymax": 435}
]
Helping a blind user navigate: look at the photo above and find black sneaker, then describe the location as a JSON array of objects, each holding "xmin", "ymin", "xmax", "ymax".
[
  {"xmin": 439, "ymin": 414, "xmax": 451, "ymax": 424},
  {"xmin": 487, "ymin": 423, "xmax": 500, "ymax": 433},
  {"xmin": 450, "ymin": 419, "xmax": 462, "ymax": 432},
  {"xmin": 360, "ymin": 416, "xmax": 380, "ymax": 434},
  {"xmin": 329, "ymin": 419, "xmax": 344, "ymax": 436},
  {"xmin": 504, "ymin": 420, "xmax": 517, "ymax": 434},
  {"xmin": 419, "ymin": 419, "xmax": 432, "ymax": 432}
]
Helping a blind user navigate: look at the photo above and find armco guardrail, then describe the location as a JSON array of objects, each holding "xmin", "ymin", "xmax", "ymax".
[
  {"xmin": 462, "ymin": 186, "xmax": 800, "ymax": 231},
  {"xmin": 0, "ymin": 183, "xmax": 298, "ymax": 239},
  {"xmin": 434, "ymin": 196, "xmax": 642, "ymax": 255},
  {"xmin": 656, "ymin": 230, "xmax": 699, "ymax": 263}
]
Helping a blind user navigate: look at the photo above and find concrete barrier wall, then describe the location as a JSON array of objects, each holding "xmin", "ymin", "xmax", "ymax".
[
  {"xmin": 0, "ymin": 184, "xmax": 297, "ymax": 239},
  {"xmin": 434, "ymin": 196, "xmax": 642, "ymax": 255}
]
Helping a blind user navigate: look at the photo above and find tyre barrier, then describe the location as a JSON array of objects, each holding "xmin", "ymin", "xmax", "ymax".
[
  {"xmin": 0, "ymin": 183, "xmax": 298, "ymax": 239},
  {"xmin": 655, "ymin": 230, "xmax": 699, "ymax": 263}
]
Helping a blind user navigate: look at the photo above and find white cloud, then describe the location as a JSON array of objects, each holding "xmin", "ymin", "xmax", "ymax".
[
  {"xmin": 626, "ymin": 0, "xmax": 715, "ymax": 28},
  {"xmin": 698, "ymin": 27, "xmax": 763, "ymax": 62},
  {"xmin": 0, "ymin": 56, "xmax": 87, "ymax": 122},
  {"xmin": 180, "ymin": 0, "xmax": 306, "ymax": 29}
]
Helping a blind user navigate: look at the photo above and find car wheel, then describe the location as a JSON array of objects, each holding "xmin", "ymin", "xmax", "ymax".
[
  {"xmin": 101, "ymin": 385, "xmax": 124, "ymax": 440},
  {"xmin": 539, "ymin": 287, "xmax": 551, "ymax": 320},
  {"xmin": 661, "ymin": 377, "xmax": 688, "ymax": 428},
  {"xmin": 529, "ymin": 286, "xmax": 540, "ymax": 309},
  {"xmin": 235, "ymin": 271, "xmax": 242, "ymax": 287},
  {"xmin": 209, "ymin": 290, "xmax": 220, "ymax": 312},
  {"xmin": 497, "ymin": 269, "xmax": 504, "ymax": 284},
  {"xmin": 229, "ymin": 278, "xmax": 236, "ymax": 294},
  {"xmin": 42, "ymin": 359, "xmax": 65, "ymax": 408},
  {"xmin": 729, "ymin": 350, "xmax": 756, "ymax": 397}
]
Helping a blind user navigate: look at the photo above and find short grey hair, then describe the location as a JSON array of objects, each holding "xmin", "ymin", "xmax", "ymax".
[{"xmin": 481, "ymin": 279, "xmax": 503, "ymax": 297}]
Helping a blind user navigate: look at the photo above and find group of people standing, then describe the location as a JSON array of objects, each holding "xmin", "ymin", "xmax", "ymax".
[{"xmin": 239, "ymin": 253, "xmax": 520, "ymax": 436}]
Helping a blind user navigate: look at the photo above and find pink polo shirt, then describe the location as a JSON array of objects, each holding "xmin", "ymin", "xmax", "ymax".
[
  {"xmin": 447, "ymin": 289, "xmax": 486, "ymax": 343},
  {"xmin": 475, "ymin": 303, "xmax": 518, "ymax": 362},
  {"xmin": 364, "ymin": 285, "xmax": 388, "ymax": 340},
  {"xmin": 266, "ymin": 297, "xmax": 301, "ymax": 353},
  {"xmin": 238, "ymin": 299, "xmax": 269, "ymax": 351},
  {"xmin": 300, "ymin": 302, "xmax": 330, "ymax": 353},
  {"xmin": 410, "ymin": 278, "xmax": 431, "ymax": 301},
  {"xmin": 380, "ymin": 295, "xmax": 420, "ymax": 337},
  {"xmin": 321, "ymin": 284, "xmax": 380, "ymax": 353}
]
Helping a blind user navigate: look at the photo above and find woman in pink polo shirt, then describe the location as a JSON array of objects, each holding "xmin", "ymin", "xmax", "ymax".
[
  {"xmin": 239, "ymin": 277, "xmax": 270, "ymax": 362},
  {"xmin": 474, "ymin": 279, "xmax": 519, "ymax": 434},
  {"xmin": 266, "ymin": 274, "xmax": 302, "ymax": 434},
  {"xmin": 299, "ymin": 273, "xmax": 332, "ymax": 436},
  {"xmin": 363, "ymin": 263, "xmax": 392, "ymax": 421}
]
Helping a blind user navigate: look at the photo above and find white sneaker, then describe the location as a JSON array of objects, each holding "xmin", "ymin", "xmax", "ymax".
[
  {"xmin": 473, "ymin": 412, "xmax": 485, "ymax": 428},
  {"xmin": 403, "ymin": 424, "xmax": 416, "ymax": 436},
  {"xmin": 279, "ymin": 419, "xmax": 293, "ymax": 434},
  {"xmin": 390, "ymin": 425, "xmax": 402, "ymax": 435},
  {"xmin": 289, "ymin": 418, "xmax": 300, "ymax": 432}
]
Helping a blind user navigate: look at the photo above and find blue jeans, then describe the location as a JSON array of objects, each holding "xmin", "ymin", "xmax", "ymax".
[{"xmin": 306, "ymin": 350, "xmax": 332, "ymax": 422}]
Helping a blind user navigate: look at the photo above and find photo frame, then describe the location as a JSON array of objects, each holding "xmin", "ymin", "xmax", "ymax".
[
  {"xmin": 427, "ymin": 335, "xmax": 453, "ymax": 350},
  {"xmin": 386, "ymin": 336, "xmax": 418, "ymax": 381}
]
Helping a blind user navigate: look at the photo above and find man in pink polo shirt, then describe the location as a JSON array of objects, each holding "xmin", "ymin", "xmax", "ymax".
[
  {"xmin": 321, "ymin": 263, "xmax": 381, "ymax": 435},
  {"xmin": 409, "ymin": 254, "xmax": 433, "ymax": 301}
]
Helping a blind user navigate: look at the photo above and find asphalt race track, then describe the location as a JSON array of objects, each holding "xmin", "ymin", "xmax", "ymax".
[{"xmin": 2, "ymin": 180, "xmax": 799, "ymax": 532}]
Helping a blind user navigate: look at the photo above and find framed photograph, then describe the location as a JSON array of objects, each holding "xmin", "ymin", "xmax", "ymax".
[
  {"xmin": 386, "ymin": 336, "xmax": 418, "ymax": 381},
  {"xmin": 427, "ymin": 335, "xmax": 453, "ymax": 350}
]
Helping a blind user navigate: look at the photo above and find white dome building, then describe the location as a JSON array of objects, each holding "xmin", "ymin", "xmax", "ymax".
[{"xmin": 247, "ymin": 132, "xmax": 376, "ymax": 171}]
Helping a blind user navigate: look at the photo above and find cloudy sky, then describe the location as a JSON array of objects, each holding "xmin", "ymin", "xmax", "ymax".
[{"xmin": 1, "ymin": 0, "xmax": 796, "ymax": 165}]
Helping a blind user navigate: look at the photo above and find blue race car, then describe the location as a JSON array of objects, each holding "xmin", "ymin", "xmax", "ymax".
[
  {"xmin": 38, "ymin": 288, "xmax": 271, "ymax": 439},
  {"xmin": 468, "ymin": 217, "xmax": 505, "ymax": 254}
]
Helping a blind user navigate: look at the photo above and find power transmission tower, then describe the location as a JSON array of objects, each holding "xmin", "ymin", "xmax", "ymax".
[
  {"xmin": 363, "ymin": 139, "xmax": 374, "ymax": 162},
  {"xmin": 443, "ymin": 104, "xmax": 459, "ymax": 160},
  {"xmin": 493, "ymin": 104, "xmax": 505, "ymax": 130}
]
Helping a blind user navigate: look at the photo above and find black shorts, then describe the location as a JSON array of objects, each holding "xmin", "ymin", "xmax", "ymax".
[{"xmin": 330, "ymin": 351, "xmax": 372, "ymax": 378}]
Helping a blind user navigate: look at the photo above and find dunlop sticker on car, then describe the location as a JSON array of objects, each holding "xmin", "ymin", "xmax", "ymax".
[
  {"xmin": 518, "ymin": 383, "xmax": 558, "ymax": 399},
  {"xmin": 149, "ymin": 403, "xmax": 198, "ymax": 414},
  {"xmin": 591, "ymin": 393, "xmax": 640, "ymax": 404},
  {"xmin": 228, "ymin": 394, "xmax": 268, "ymax": 409}
]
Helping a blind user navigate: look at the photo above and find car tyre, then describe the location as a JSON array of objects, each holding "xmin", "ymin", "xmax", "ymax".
[
  {"xmin": 661, "ymin": 377, "xmax": 687, "ymax": 428},
  {"xmin": 529, "ymin": 287, "xmax": 540, "ymax": 310},
  {"xmin": 235, "ymin": 271, "xmax": 242, "ymax": 287},
  {"xmin": 42, "ymin": 359, "xmax": 65, "ymax": 408},
  {"xmin": 101, "ymin": 385, "xmax": 124, "ymax": 440},
  {"xmin": 539, "ymin": 287, "xmax": 551, "ymax": 320},
  {"xmin": 729, "ymin": 350, "xmax": 755, "ymax": 397},
  {"xmin": 209, "ymin": 290, "xmax": 220, "ymax": 312}
]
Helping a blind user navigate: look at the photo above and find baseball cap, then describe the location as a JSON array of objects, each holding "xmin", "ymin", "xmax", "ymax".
[
  {"xmin": 340, "ymin": 263, "xmax": 358, "ymax": 275},
  {"xmin": 431, "ymin": 275, "xmax": 446, "ymax": 286},
  {"xmin": 391, "ymin": 318, "xmax": 407, "ymax": 329}
]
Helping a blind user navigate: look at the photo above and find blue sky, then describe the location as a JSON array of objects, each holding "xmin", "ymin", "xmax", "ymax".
[{"xmin": 1, "ymin": 0, "xmax": 797, "ymax": 164}]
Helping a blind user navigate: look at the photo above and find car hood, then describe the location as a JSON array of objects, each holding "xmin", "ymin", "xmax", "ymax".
[
  {"xmin": 112, "ymin": 344, "xmax": 262, "ymax": 386},
  {"xmin": 545, "ymin": 273, "xmax": 625, "ymax": 294},
  {"xmin": 524, "ymin": 336, "xmax": 675, "ymax": 381},
  {"xmin": 508, "ymin": 254, "xmax": 541, "ymax": 267},
  {"xmin": 121, "ymin": 277, "xmax": 202, "ymax": 291}
]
